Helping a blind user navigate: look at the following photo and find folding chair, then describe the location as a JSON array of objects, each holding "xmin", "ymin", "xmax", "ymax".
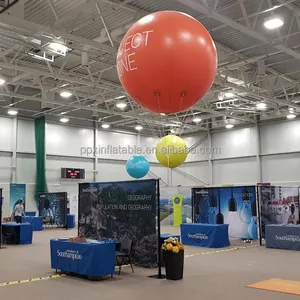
[{"xmin": 116, "ymin": 238, "xmax": 134, "ymax": 275}]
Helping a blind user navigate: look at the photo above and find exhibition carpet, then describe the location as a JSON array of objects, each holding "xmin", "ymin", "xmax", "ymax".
[
  {"xmin": 1, "ymin": 228, "xmax": 299, "ymax": 300},
  {"xmin": 247, "ymin": 278, "xmax": 300, "ymax": 296}
]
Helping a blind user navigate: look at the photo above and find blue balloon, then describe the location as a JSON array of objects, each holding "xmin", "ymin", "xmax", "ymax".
[{"xmin": 126, "ymin": 156, "xmax": 150, "ymax": 179}]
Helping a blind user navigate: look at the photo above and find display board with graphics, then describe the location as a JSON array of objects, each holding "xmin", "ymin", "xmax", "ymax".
[
  {"xmin": 160, "ymin": 186, "xmax": 192, "ymax": 226},
  {"xmin": 192, "ymin": 186, "xmax": 257, "ymax": 239},
  {"xmin": 258, "ymin": 186, "xmax": 299, "ymax": 238},
  {"xmin": 10, "ymin": 183, "xmax": 26, "ymax": 214},
  {"xmin": 38, "ymin": 192, "xmax": 67, "ymax": 228},
  {"xmin": 78, "ymin": 179, "xmax": 158, "ymax": 268}
]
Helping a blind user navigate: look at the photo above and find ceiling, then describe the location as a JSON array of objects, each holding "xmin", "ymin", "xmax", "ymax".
[{"xmin": 0, "ymin": 0, "xmax": 300, "ymax": 136}]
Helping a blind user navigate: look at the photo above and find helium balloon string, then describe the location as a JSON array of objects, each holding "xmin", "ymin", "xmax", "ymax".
[
  {"xmin": 155, "ymin": 93, "xmax": 162, "ymax": 113},
  {"xmin": 179, "ymin": 93, "xmax": 185, "ymax": 113}
]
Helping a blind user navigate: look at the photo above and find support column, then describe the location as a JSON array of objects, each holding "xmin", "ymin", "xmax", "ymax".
[
  {"xmin": 208, "ymin": 130, "xmax": 213, "ymax": 185},
  {"xmin": 11, "ymin": 117, "xmax": 17, "ymax": 183},
  {"xmin": 34, "ymin": 116, "xmax": 47, "ymax": 204},
  {"xmin": 136, "ymin": 132, "xmax": 140, "ymax": 147},
  {"xmin": 94, "ymin": 121, "xmax": 99, "ymax": 182},
  {"xmin": 255, "ymin": 122, "xmax": 262, "ymax": 183}
]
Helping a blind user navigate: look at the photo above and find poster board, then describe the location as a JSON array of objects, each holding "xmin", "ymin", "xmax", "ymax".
[
  {"xmin": 38, "ymin": 192, "xmax": 67, "ymax": 228},
  {"xmin": 258, "ymin": 186, "xmax": 299, "ymax": 238},
  {"xmin": 192, "ymin": 186, "xmax": 257, "ymax": 239},
  {"xmin": 10, "ymin": 183, "xmax": 26, "ymax": 214},
  {"xmin": 78, "ymin": 179, "xmax": 158, "ymax": 268},
  {"xmin": 160, "ymin": 186, "xmax": 192, "ymax": 226}
]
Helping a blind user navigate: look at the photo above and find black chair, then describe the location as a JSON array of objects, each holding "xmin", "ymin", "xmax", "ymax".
[{"xmin": 116, "ymin": 238, "xmax": 134, "ymax": 275}]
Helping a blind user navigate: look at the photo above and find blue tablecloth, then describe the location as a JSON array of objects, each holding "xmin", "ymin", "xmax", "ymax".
[
  {"xmin": 22, "ymin": 216, "xmax": 43, "ymax": 231},
  {"xmin": 2, "ymin": 222, "xmax": 33, "ymax": 244},
  {"xmin": 50, "ymin": 239, "xmax": 116, "ymax": 277},
  {"xmin": 67, "ymin": 214, "xmax": 75, "ymax": 229},
  {"xmin": 181, "ymin": 223, "xmax": 230, "ymax": 248},
  {"xmin": 25, "ymin": 211, "xmax": 36, "ymax": 217},
  {"xmin": 265, "ymin": 224, "xmax": 300, "ymax": 251}
]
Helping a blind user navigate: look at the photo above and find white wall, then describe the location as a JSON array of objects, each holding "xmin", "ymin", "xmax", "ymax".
[{"xmin": 1, "ymin": 116, "xmax": 300, "ymax": 216}]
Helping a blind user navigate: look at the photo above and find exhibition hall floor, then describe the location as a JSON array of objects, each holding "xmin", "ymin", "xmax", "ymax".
[{"xmin": 0, "ymin": 229, "xmax": 299, "ymax": 300}]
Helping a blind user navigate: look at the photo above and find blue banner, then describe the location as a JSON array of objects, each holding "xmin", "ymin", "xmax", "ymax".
[
  {"xmin": 10, "ymin": 183, "xmax": 26, "ymax": 214},
  {"xmin": 193, "ymin": 186, "xmax": 257, "ymax": 239}
]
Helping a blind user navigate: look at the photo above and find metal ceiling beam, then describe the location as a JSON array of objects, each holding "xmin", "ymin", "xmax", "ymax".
[
  {"xmin": 213, "ymin": 76, "xmax": 300, "ymax": 110},
  {"xmin": 0, "ymin": 61, "xmax": 119, "ymax": 91},
  {"xmin": 0, "ymin": 14, "xmax": 116, "ymax": 53},
  {"xmin": 177, "ymin": 0, "xmax": 300, "ymax": 61}
]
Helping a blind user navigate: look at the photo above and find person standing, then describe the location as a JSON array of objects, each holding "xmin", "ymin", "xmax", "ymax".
[{"xmin": 11, "ymin": 200, "xmax": 26, "ymax": 223}]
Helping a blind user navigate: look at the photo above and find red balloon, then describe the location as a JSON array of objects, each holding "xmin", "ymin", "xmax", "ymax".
[{"xmin": 116, "ymin": 11, "xmax": 217, "ymax": 114}]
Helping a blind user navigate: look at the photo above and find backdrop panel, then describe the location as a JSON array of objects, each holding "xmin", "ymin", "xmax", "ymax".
[
  {"xmin": 160, "ymin": 186, "xmax": 192, "ymax": 227},
  {"xmin": 259, "ymin": 186, "xmax": 299, "ymax": 238},
  {"xmin": 78, "ymin": 179, "xmax": 158, "ymax": 268},
  {"xmin": 10, "ymin": 183, "xmax": 26, "ymax": 214},
  {"xmin": 192, "ymin": 186, "xmax": 257, "ymax": 239},
  {"xmin": 38, "ymin": 192, "xmax": 67, "ymax": 227}
]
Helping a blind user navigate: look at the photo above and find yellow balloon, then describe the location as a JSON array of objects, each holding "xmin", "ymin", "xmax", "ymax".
[{"xmin": 156, "ymin": 135, "xmax": 188, "ymax": 168}]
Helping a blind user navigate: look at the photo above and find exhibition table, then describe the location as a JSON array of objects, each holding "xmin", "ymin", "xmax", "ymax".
[
  {"xmin": 181, "ymin": 223, "xmax": 230, "ymax": 248},
  {"xmin": 25, "ymin": 211, "xmax": 36, "ymax": 217},
  {"xmin": 2, "ymin": 222, "xmax": 33, "ymax": 245},
  {"xmin": 50, "ymin": 239, "xmax": 116, "ymax": 277},
  {"xmin": 265, "ymin": 224, "xmax": 300, "ymax": 251},
  {"xmin": 21, "ymin": 216, "xmax": 43, "ymax": 231},
  {"xmin": 67, "ymin": 214, "xmax": 75, "ymax": 229}
]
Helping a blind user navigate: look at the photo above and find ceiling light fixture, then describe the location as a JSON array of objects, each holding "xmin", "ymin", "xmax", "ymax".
[
  {"xmin": 60, "ymin": 91, "xmax": 72, "ymax": 98},
  {"xmin": 60, "ymin": 117, "xmax": 69, "ymax": 123},
  {"xmin": 101, "ymin": 123, "xmax": 110, "ymax": 129},
  {"xmin": 170, "ymin": 129, "xmax": 176, "ymax": 134},
  {"xmin": 114, "ymin": 95, "xmax": 126, "ymax": 100},
  {"xmin": 135, "ymin": 125, "xmax": 143, "ymax": 131},
  {"xmin": 225, "ymin": 124, "xmax": 234, "ymax": 129},
  {"xmin": 264, "ymin": 15, "xmax": 284, "ymax": 30},
  {"xmin": 218, "ymin": 92, "xmax": 225, "ymax": 100},
  {"xmin": 0, "ymin": 78, "xmax": 5, "ymax": 85},
  {"xmin": 7, "ymin": 108, "xmax": 18, "ymax": 116},
  {"xmin": 287, "ymin": 114, "xmax": 296, "ymax": 119},
  {"xmin": 116, "ymin": 102, "xmax": 127, "ymax": 109},
  {"xmin": 160, "ymin": 113, "xmax": 166, "ymax": 116},
  {"xmin": 193, "ymin": 117, "xmax": 202, "ymax": 123},
  {"xmin": 48, "ymin": 43, "xmax": 69, "ymax": 56},
  {"xmin": 256, "ymin": 102, "xmax": 267, "ymax": 110}
]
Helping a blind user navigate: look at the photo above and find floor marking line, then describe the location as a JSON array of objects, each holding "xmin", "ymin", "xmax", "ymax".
[
  {"xmin": 0, "ymin": 274, "xmax": 66, "ymax": 287},
  {"xmin": 184, "ymin": 244, "xmax": 259, "ymax": 258},
  {"xmin": 0, "ymin": 245, "xmax": 258, "ymax": 287}
]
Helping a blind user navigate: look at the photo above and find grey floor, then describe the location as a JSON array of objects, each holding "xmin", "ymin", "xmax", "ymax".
[{"xmin": 0, "ymin": 227, "xmax": 299, "ymax": 300}]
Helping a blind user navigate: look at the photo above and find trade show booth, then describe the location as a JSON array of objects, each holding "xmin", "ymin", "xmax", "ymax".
[
  {"xmin": 257, "ymin": 185, "xmax": 300, "ymax": 250},
  {"xmin": 191, "ymin": 186, "xmax": 258, "ymax": 242},
  {"xmin": 78, "ymin": 179, "xmax": 159, "ymax": 268},
  {"xmin": 38, "ymin": 192, "xmax": 68, "ymax": 229}
]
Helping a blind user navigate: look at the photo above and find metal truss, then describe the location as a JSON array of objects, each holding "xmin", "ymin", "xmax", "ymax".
[{"xmin": 0, "ymin": 0, "xmax": 299, "ymax": 136}]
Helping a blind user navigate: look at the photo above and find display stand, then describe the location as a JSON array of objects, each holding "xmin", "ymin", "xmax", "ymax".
[
  {"xmin": 0, "ymin": 189, "xmax": 3, "ymax": 249},
  {"xmin": 148, "ymin": 180, "xmax": 166, "ymax": 279}
]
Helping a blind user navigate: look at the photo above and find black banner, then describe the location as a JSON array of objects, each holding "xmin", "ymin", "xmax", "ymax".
[
  {"xmin": 38, "ymin": 192, "xmax": 67, "ymax": 228},
  {"xmin": 78, "ymin": 179, "xmax": 158, "ymax": 268}
]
